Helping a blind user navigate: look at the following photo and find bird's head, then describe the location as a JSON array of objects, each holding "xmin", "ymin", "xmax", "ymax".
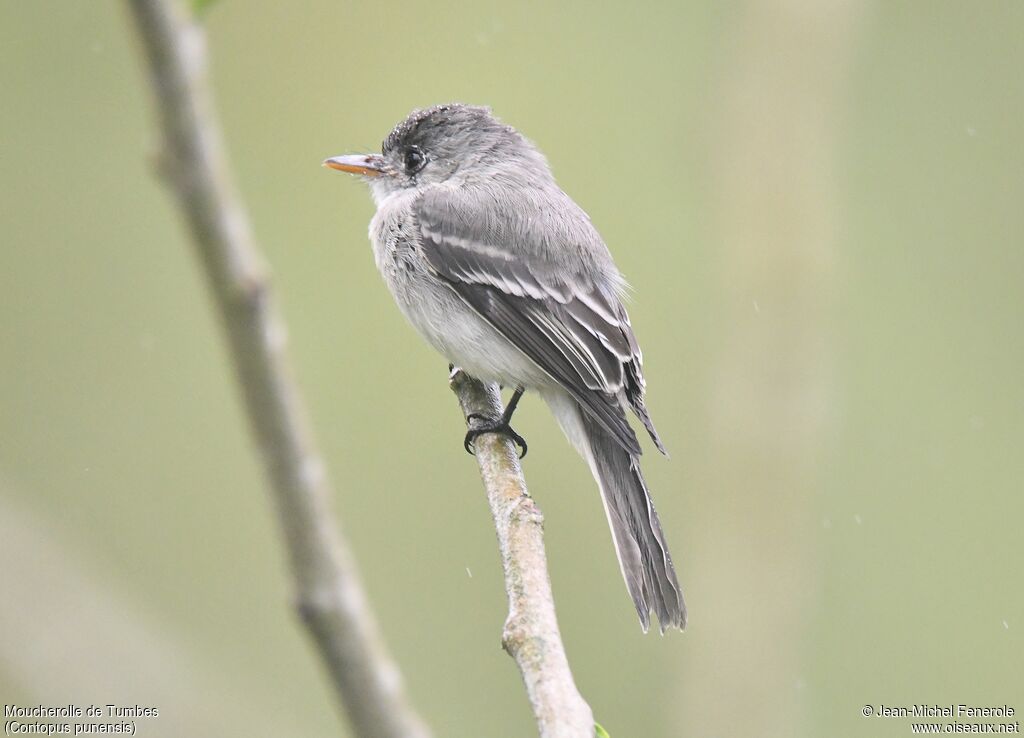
[{"xmin": 324, "ymin": 103, "xmax": 552, "ymax": 202}]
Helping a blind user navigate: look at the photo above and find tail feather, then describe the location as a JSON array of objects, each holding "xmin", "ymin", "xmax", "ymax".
[{"xmin": 545, "ymin": 389, "xmax": 686, "ymax": 632}]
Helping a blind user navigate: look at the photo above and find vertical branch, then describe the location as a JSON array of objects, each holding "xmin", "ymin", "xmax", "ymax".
[
  {"xmin": 123, "ymin": 1, "xmax": 430, "ymax": 737},
  {"xmin": 679, "ymin": 0, "xmax": 863, "ymax": 735},
  {"xmin": 450, "ymin": 370, "xmax": 594, "ymax": 738}
]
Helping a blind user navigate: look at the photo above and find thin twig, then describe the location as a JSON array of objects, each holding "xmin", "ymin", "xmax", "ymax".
[
  {"xmin": 123, "ymin": 1, "xmax": 431, "ymax": 736},
  {"xmin": 450, "ymin": 370, "xmax": 594, "ymax": 738}
]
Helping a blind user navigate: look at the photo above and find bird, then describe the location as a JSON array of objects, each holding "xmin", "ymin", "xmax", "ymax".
[{"xmin": 324, "ymin": 103, "xmax": 685, "ymax": 632}]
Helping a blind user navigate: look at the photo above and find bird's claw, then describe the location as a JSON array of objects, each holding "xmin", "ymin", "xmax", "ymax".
[{"xmin": 463, "ymin": 413, "xmax": 528, "ymax": 459}]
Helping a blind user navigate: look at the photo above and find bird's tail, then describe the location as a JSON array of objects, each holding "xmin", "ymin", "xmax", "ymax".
[{"xmin": 544, "ymin": 391, "xmax": 686, "ymax": 632}]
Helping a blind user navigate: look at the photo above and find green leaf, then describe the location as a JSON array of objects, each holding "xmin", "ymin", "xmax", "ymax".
[{"xmin": 595, "ymin": 723, "xmax": 612, "ymax": 738}]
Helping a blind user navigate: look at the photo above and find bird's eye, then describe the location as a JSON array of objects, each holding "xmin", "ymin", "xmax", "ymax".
[{"xmin": 403, "ymin": 146, "xmax": 426, "ymax": 174}]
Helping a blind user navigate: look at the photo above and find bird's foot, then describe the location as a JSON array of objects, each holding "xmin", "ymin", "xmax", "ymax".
[{"xmin": 463, "ymin": 414, "xmax": 528, "ymax": 459}]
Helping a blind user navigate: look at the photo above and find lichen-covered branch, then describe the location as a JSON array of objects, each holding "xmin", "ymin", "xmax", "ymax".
[
  {"xmin": 450, "ymin": 370, "xmax": 594, "ymax": 738},
  {"xmin": 123, "ymin": 1, "xmax": 430, "ymax": 736}
]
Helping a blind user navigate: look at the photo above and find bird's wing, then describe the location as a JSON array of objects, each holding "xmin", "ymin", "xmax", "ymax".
[{"xmin": 414, "ymin": 185, "xmax": 665, "ymax": 456}]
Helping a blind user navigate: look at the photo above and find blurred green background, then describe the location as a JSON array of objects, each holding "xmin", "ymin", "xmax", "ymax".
[{"xmin": 2, "ymin": 1, "xmax": 1021, "ymax": 736}]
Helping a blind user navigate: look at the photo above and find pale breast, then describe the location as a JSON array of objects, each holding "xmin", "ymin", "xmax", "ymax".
[{"xmin": 368, "ymin": 193, "xmax": 550, "ymax": 388}]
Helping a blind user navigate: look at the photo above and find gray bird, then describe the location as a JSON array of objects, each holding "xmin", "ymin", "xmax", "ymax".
[{"xmin": 324, "ymin": 103, "xmax": 685, "ymax": 632}]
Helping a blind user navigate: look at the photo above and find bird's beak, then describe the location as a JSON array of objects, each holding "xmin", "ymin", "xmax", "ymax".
[{"xmin": 322, "ymin": 154, "xmax": 387, "ymax": 177}]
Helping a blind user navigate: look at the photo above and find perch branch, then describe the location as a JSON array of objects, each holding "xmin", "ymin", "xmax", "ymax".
[
  {"xmin": 450, "ymin": 370, "xmax": 594, "ymax": 738},
  {"xmin": 124, "ymin": 1, "xmax": 430, "ymax": 736}
]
